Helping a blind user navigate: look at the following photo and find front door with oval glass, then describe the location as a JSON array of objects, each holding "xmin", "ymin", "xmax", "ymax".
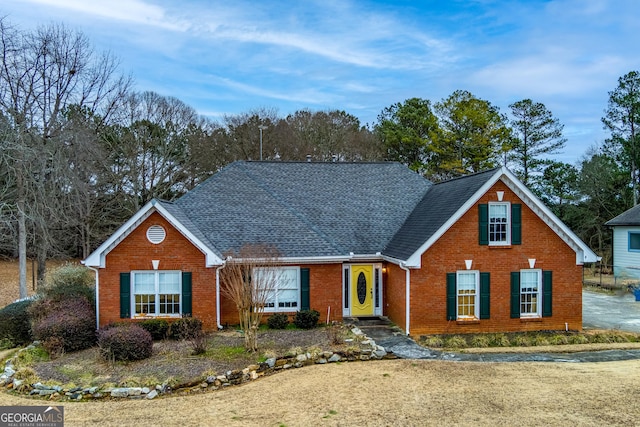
[{"xmin": 350, "ymin": 265, "xmax": 374, "ymax": 316}]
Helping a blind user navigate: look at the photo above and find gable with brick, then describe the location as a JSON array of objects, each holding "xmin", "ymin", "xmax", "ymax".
[{"xmin": 84, "ymin": 161, "xmax": 598, "ymax": 335}]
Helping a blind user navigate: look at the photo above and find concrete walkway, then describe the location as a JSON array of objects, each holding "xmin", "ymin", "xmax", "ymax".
[{"xmin": 357, "ymin": 289, "xmax": 640, "ymax": 363}]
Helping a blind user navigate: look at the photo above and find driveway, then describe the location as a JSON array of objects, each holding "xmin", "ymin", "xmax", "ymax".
[{"xmin": 583, "ymin": 288, "xmax": 640, "ymax": 332}]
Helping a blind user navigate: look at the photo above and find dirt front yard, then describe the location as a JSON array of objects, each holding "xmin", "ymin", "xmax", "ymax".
[{"xmin": 0, "ymin": 358, "xmax": 637, "ymax": 426}]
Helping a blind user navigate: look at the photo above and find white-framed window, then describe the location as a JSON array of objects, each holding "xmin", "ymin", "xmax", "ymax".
[
  {"xmin": 457, "ymin": 270, "xmax": 479, "ymax": 319},
  {"xmin": 629, "ymin": 232, "xmax": 640, "ymax": 252},
  {"xmin": 489, "ymin": 202, "xmax": 510, "ymax": 245},
  {"xmin": 256, "ymin": 267, "xmax": 300, "ymax": 312},
  {"xmin": 520, "ymin": 269, "xmax": 541, "ymax": 317},
  {"xmin": 132, "ymin": 270, "xmax": 181, "ymax": 317}
]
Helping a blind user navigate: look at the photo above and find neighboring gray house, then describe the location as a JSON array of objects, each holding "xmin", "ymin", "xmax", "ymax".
[{"xmin": 606, "ymin": 205, "xmax": 640, "ymax": 280}]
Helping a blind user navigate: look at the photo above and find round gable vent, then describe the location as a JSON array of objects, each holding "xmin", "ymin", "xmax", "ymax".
[{"xmin": 146, "ymin": 225, "xmax": 166, "ymax": 244}]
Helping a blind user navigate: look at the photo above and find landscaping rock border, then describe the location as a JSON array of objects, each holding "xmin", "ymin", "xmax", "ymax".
[{"xmin": 0, "ymin": 327, "xmax": 394, "ymax": 401}]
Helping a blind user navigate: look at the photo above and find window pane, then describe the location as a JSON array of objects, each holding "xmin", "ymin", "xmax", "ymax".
[
  {"xmin": 159, "ymin": 272, "xmax": 180, "ymax": 294},
  {"xmin": 277, "ymin": 269, "xmax": 298, "ymax": 290},
  {"xmin": 489, "ymin": 203, "xmax": 509, "ymax": 243},
  {"xmin": 520, "ymin": 270, "xmax": 540, "ymax": 315},
  {"xmin": 631, "ymin": 233, "xmax": 640, "ymax": 250},
  {"xmin": 457, "ymin": 273, "xmax": 476, "ymax": 291},
  {"xmin": 134, "ymin": 273, "xmax": 155, "ymax": 294},
  {"xmin": 135, "ymin": 294, "xmax": 155, "ymax": 314}
]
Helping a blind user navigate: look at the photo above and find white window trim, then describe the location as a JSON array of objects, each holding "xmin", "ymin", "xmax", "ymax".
[
  {"xmin": 259, "ymin": 266, "xmax": 301, "ymax": 313},
  {"xmin": 488, "ymin": 201, "xmax": 511, "ymax": 246},
  {"xmin": 456, "ymin": 270, "xmax": 479, "ymax": 319},
  {"xmin": 520, "ymin": 268, "xmax": 542, "ymax": 318},
  {"xmin": 131, "ymin": 270, "xmax": 182, "ymax": 318}
]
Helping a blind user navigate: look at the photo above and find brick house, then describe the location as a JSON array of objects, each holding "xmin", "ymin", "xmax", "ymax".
[{"xmin": 83, "ymin": 161, "xmax": 598, "ymax": 335}]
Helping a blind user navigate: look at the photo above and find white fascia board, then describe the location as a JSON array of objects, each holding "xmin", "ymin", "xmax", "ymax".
[
  {"xmin": 498, "ymin": 168, "xmax": 599, "ymax": 264},
  {"xmin": 82, "ymin": 199, "xmax": 223, "ymax": 268},
  {"xmin": 404, "ymin": 169, "xmax": 504, "ymax": 268},
  {"xmin": 404, "ymin": 167, "xmax": 599, "ymax": 268}
]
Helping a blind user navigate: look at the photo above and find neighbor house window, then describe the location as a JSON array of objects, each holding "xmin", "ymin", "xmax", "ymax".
[
  {"xmin": 456, "ymin": 270, "xmax": 479, "ymax": 319},
  {"xmin": 256, "ymin": 267, "xmax": 300, "ymax": 312},
  {"xmin": 629, "ymin": 232, "xmax": 640, "ymax": 251},
  {"xmin": 520, "ymin": 269, "xmax": 541, "ymax": 317},
  {"xmin": 489, "ymin": 202, "xmax": 510, "ymax": 245},
  {"xmin": 132, "ymin": 271, "xmax": 181, "ymax": 316}
]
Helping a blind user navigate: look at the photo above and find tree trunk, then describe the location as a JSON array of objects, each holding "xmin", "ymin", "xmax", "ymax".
[{"xmin": 17, "ymin": 194, "xmax": 27, "ymax": 300}]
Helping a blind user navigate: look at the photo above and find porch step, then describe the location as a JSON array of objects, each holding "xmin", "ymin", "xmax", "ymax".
[{"xmin": 343, "ymin": 316, "xmax": 392, "ymax": 327}]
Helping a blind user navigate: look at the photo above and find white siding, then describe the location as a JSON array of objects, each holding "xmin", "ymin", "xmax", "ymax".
[{"xmin": 613, "ymin": 226, "xmax": 640, "ymax": 279}]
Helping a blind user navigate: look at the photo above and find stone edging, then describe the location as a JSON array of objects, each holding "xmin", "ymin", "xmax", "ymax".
[{"xmin": 0, "ymin": 327, "xmax": 394, "ymax": 401}]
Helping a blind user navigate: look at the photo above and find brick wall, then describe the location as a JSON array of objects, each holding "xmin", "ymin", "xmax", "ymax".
[
  {"xmin": 99, "ymin": 212, "xmax": 218, "ymax": 330},
  {"xmin": 220, "ymin": 263, "xmax": 344, "ymax": 326},
  {"xmin": 395, "ymin": 181, "xmax": 583, "ymax": 336}
]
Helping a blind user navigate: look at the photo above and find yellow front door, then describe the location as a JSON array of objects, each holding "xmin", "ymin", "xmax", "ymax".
[{"xmin": 350, "ymin": 265, "xmax": 374, "ymax": 316}]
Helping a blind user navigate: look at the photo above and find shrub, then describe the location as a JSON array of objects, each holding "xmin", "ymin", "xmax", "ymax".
[
  {"xmin": 168, "ymin": 316, "xmax": 203, "ymax": 340},
  {"xmin": 43, "ymin": 263, "xmax": 95, "ymax": 305},
  {"xmin": 443, "ymin": 335, "xmax": 467, "ymax": 349},
  {"xmin": 267, "ymin": 313, "xmax": 289, "ymax": 329},
  {"xmin": 294, "ymin": 309, "xmax": 320, "ymax": 329},
  {"xmin": 31, "ymin": 298, "xmax": 96, "ymax": 352},
  {"xmin": 0, "ymin": 299, "xmax": 33, "ymax": 346},
  {"xmin": 568, "ymin": 334, "xmax": 589, "ymax": 345},
  {"xmin": 512, "ymin": 335, "xmax": 532, "ymax": 347},
  {"xmin": 421, "ymin": 336, "xmax": 444, "ymax": 348},
  {"xmin": 470, "ymin": 335, "xmax": 490, "ymax": 348},
  {"xmin": 98, "ymin": 324, "xmax": 153, "ymax": 362},
  {"xmin": 549, "ymin": 334, "xmax": 569, "ymax": 345},
  {"xmin": 489, "ymin": 333, "xmax": 510, "ymax": 347},
  {"xmin": 139, "ymin": 319, "xmax": 169, "ymax": 340},
  {"xmin": 531, "ymin": 335, "xmax": 550, "ymax": 346}
]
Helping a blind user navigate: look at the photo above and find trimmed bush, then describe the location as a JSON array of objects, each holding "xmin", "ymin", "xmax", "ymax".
[
  {"xmin": 31, "ymin": 298, "xmax": 96, "ymax": 352},
  {"xmin": 139, "ymin": 318, "xmax": 169, "ymax": 340},
  {"xmin": 98, "ymin": 324, "xmax": 153, "ymax": 362},
  {"xmin": 43, "ymin": 263, "xmax": 95, "ymax": 305},
  {"xmin": 267, "ymin": 313, "xmax": 289, "ymax": 330},
  {"xmin": 168, "ymin": 317, "xmax": 203, "ymax": 340},
  {"xmin": 293, "ymin": 309, "xmax": 320, "ymax": 330},
  {"xmin": 0, "ymin": 299, "xmax": 33, "ymax": 346}
]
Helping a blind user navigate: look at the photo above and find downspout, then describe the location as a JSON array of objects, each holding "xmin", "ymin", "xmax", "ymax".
[
  {"xmin": 215, "ymin": 261, "xmax": 227, "ymax": 330},
  {"xmin": 399, "ymin": 262, "xmax": 410, "ymax": 336},
  {"xmin": 86, "ymin": 266, "xmax": 100, "ymax": 330}
]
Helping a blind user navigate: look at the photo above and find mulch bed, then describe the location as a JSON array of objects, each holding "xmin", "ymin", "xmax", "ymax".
[{"xmin": 32, "ymin": 328, "xmax": 341, "ymax": 388}]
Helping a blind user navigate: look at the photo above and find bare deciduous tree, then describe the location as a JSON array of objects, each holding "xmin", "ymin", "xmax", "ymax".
[{"xmin": 219, "ymin": 245, "xmax": 281, "ymax": 352}]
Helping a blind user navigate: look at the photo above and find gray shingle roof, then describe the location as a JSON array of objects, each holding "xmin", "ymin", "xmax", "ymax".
[
  {"xmin": 382, "ymin": 168, "xmax": 499, "ymax": 261},
  {"xmin": 174, "ymin": 161, "xmax": 432, "ymax": 258},
  {"xmin": 605, "ymin": 204, "xmax": 640, "ymax": 226}
]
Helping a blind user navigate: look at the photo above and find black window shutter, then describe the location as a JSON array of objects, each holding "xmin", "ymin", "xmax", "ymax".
[
  {"xmin": 478, "ymin": 204, "xmax": 489, "ymax": 245},
  {"xmin": 510, "ymin": 272, "xmax": 520, "ymax": 318},
  {"xmin": 300, "ymin": 268, "xmax": 310, "ymax": 311},
  {"xmin": 446, "ymin": 273, "xmax": 456, "ymax": 320},
  {"xmin": 542, "ymin": 270, "xmax": 552, "ymax": 317},
  {"xmin": 120, "ymin": 273, "xmax": 131, "ymax": 318},
  {"xmin": 511, "ymin": 204, "xmax": 522, "ymax": 245},
  {"xmin": 182, "ymin": 272, "xmax": 192, "ymax": 316},
  {"xmin": 479, "ymin": 272, "xmax": 490, "ymax": 319}
]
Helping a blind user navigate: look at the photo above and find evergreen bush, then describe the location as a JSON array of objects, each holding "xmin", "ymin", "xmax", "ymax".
[
  {"xmin": 97, "ymin": 324, "xmax": 153, "ymax": 362},
  {"xmin": 0, "ymin": 299, "xmax": 33, "ymax": 346},
  {"xmin": 139, "ymin": 318, "xmax": 169, "ymax": 340},
  {"xmin": 293, "ymin": 309, "xmax": 320, "ymax": 329},
  {"xmin": 168, "ymin": 316, "xmax": 203, "ymax": 340},
  {"xmin": 267, "ymin": 313, "xmax": 289, "ymax": 329}
]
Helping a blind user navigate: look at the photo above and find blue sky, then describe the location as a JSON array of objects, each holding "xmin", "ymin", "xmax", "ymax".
[{"xmin": 2, "ymin": 0, "xmax": 639, "ymax": 163}]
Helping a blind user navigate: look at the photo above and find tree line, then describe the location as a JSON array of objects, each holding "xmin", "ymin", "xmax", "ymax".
[{"xmin": 0, "ymin": 17, "xmax": 638, "ymax": 296}]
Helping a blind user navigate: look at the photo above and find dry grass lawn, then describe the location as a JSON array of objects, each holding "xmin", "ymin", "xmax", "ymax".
[{"xmin": 0, "ymin": 359, "xmax": 638, "ymax": 426}]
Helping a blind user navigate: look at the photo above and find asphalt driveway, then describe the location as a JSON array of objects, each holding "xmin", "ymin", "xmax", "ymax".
[{"xmin": 583, "ymin": 288, "xmax": 640, "ymax": 332}]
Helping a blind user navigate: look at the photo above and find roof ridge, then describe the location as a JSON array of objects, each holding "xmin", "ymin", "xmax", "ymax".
[
  {"xmin": 237, "ymin": 162, "xmax": 348, "ymax": 254},
  {"xmin": 432, "ymin": 167, "xmax": 500, "ymax": 186}
]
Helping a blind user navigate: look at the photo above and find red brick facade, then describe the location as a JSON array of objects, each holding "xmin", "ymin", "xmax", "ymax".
[
  {"xmin": 97, "ymin": 180, "xmax": 584, "ymax": 336},
  {"xmin": 99, "ymin": 212, "xmax": 218, "ymax": 330},
  {"xmin": 385, "ymin": 181, "xmax": 583, "ymax": 336}
]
